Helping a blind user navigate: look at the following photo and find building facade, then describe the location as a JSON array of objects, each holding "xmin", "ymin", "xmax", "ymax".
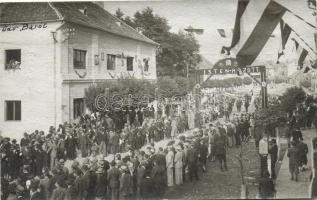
[{"xmin": 0, "ymin": 2, "xmax": 157, "ymax": 138}]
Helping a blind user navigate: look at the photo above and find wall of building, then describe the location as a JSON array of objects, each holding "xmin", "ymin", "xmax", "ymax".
[
  {"xmin": 60, "ymin": 24, "xmax": 157, "ymax": 122},
  {"xmin": 61, "ymin": 24, "xmax": 157, "ymax": 81},
  {"xmin": 0, "ymin": 21, "xmax": 157, "ymax": 137},
  {"xmin": 0, "ymin": 22, "xmax": 63, "ymax": 139}
]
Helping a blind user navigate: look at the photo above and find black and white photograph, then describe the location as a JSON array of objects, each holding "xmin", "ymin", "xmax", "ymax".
[{"xmin": 0, "ymin": 0, "xmax": 316, "ymax": 199}]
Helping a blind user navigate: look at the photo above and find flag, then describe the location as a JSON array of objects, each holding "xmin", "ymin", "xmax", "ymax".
[
  {"xmin": 276, "ymin": 20, "xmax": 292, "ymax": 63},
  {"xmin": 294, "ymin": 39, "xmax": 308, "ymax": 71},
  {"xmin": 220, "ymin": 46, "xmax": 231, "ymax": 55},
  {"xmin": 280, "ymin": 20, "xmax": 292, "ymax": 50},
  {"xmin": 228, "ymin": 0, "xmax": 286, "ymax": 66},
  {"xmin": 236, "ymin": 0, "xmax": 286, "ymax": 66},
  {"xmin": 230, "ymin": 0, "xmax": 250, "ymax": 49},
  {"xmin": 220, "ymin": 0, "xmax": 249, "ymax": 55},
  {"xmin": 217, "ymin": 29, "xmax": 226, "ymax": 37}
]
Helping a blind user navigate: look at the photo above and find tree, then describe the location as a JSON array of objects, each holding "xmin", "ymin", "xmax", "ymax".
[
  {"xmin": 114, "ymin": 7, "xmax": 201, "ymax": 77},
  {"xmin": 114, "ymin": 8, "xmax": 124, "ymax": 20},
  {"xmin": 279, "ymin": 86, "xmax": 306, "ymax": 113}
]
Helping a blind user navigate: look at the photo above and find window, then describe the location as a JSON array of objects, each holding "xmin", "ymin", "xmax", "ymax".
[
  {"xmin": 73, "ymin": 49, "xmax": 86, "ymax": 69},
  {"xmin": 127, "ymin": 57, "xmax": 134, "ymax": 71},
  {"xmin": 5, "ymin": 101, "xmax": 21, "ymax": 121},
  {"xmin": 94, "ymin": 55, "xmax": 99, "ymax": 65},
  {"xmin": 143, "ymin": 58, "xmax": 149, "ymax": 72},
  {"xmin": 107, "ymin": 54, "xmax": 116, "ymax": 70},
  {"xmin": 5, "ymin": 49, "xmax": 21, "ymax": 70},
  {"xmin": 101, "ymin": 52, "xmax": 105, "ymax": 61},
  {"xmin": 73, "ymin": 98, "xmax": 84, "ymax": 119}
]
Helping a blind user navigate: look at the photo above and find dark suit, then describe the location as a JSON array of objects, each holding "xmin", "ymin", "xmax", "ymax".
[
  {"xmin": 136, "ymin": 166, "xmax": 145, "ymax": 199},
  {"xmin": 95, "ymin": 172, "xmax": 107, "ymax": 199},
  {"xmin": 120, "ymin": 173, "xmax": 131, "ymax": 199},
  {"xmin": 107, "ymin": 167, "xmax": 120, "ymax": 200},
  {"xmin": 74, "ymin": 176, "xmax": 86, "ymax": 200},
  {"xmin": 268, "ymin": 144, "xmax": 278, "ymax": 179},
  {"xmin": 187, "ymin": 147, "xmax": 199, "ymax": 181}
]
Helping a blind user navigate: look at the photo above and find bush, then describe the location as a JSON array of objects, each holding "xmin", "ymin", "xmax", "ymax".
[
  {"xmin": 280, "ymin": 86, "xmax": 306, "ymax": 113},
  {"xmin": 84, "ymin": 78, "xmax": 155, "ymax": 112}
]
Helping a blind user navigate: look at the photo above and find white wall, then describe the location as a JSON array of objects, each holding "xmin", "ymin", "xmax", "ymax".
[
  {"xmin": 0, "ymin": 22, "xmax": 63, "ymax": 139},
  {"xmin": 60, "ymin": 24, "xmax": 157, "ymax": 122}
]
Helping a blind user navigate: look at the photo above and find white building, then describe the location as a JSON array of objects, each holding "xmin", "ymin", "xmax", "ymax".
[{"xmin": 0, "ymin": 2, "xmax": 157, "ymax": 138}]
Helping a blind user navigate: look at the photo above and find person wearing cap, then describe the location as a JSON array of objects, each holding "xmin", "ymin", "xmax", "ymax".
[{"xmin": 107, "ymin": 161, "xmax": 120, "ymax": 200}]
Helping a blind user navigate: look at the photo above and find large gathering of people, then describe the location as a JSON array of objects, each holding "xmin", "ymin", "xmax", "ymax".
[
  {"xmin": 0, "ymin": 90, "xmax": 261, "ymax": 200},
  {"xmin": 8, "ymin": 88, "xmax": 311, "ymax": 200}
]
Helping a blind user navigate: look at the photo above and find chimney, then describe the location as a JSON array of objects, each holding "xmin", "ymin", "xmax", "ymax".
[{"xmin": 93, "ymin": 1, "xmax": 104, "ymax": 8}]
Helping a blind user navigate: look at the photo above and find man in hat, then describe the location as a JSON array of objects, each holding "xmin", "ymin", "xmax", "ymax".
[
  {"xmin": 268, "ymin": 139, "xmax": 278, "ymax": 179},
  {"xmin": 107, "ymin": 161, "xmax": 120, "ymax": 200},
  {"xmin": 215, "ymin": 129, "xmax": 228, "ymax": 171}
]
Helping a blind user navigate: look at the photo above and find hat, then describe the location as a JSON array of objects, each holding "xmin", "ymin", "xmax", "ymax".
[{"xmin": 59, "ymin": 159, "xmax": 65, "ymax": 164}]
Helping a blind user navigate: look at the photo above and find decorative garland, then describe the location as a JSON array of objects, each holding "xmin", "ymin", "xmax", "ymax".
[
  {"xmin": 108, "ymin": 72, "xmax": 116, "ymax": 79},
  {"xmin": 74, "ymin": 70, "xmax": 87, "ymax": 78}
]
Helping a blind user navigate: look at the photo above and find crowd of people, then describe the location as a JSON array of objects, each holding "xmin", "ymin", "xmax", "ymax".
[{"xmin": 0, "ymin": 94, "xmax": 259, "ymax": 200}]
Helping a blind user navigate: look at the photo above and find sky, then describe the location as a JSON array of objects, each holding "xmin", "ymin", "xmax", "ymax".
[
  {"xmin": 103, "ymin": 0, "xmax": 238, "ymax": 63},
  {"xmin": 103, "ymin": 0, "xmax": 316, "ymax": 66}
]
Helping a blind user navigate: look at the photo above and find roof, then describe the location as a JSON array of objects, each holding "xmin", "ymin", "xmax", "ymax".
[
  {"xmin": 196, "ymin": 56, "xmax": 213, "ymax": 70},
  {"xmin": 0, "ymin": 2, "xmax": 157, "ymax": 45}
]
